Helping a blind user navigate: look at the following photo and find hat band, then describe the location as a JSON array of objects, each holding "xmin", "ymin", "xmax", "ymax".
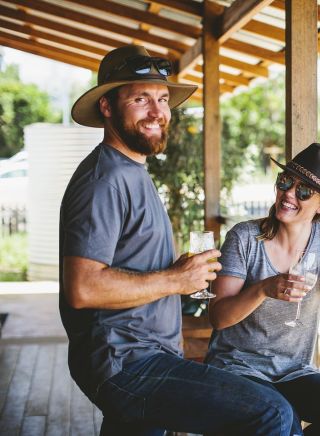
[{"xmin": 287, "ymin": 161, "xmax": 320, "ymax": 186}]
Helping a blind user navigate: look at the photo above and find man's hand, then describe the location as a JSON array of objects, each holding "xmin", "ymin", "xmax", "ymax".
[{"xmin": 169, "ymin": 249, "xmax": 221, "ymax": 296}]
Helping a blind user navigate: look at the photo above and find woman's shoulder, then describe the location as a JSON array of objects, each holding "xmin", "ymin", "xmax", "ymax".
[{"xmin": 229, "ymin": 219, "xmax": 261, "ymax": 238}]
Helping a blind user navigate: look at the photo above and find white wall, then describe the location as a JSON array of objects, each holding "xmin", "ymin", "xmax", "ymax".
[{"xmin": 25, "ymin": 123, "xmax": 103, "ymax": 280}]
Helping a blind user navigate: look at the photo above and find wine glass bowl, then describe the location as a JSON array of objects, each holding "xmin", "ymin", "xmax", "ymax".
[
  {"xmin": 189, "ymin": 231, "xmax": 216, "ymax": 299},
  {"xmin": 285, "ymin": 251, "xmax": 318, "ymax": 328}
]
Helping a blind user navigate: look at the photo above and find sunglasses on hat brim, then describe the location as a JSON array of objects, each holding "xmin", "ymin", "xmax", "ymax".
[
  {"xmin": 105, "ymin": 55, "xmax": 172, "ymax": 80},
  {"xmin": 276, "ymin": 172, "xmax": 316, "ymax": 201}
]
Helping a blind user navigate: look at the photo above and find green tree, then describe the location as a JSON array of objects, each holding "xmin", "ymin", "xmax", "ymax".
[
  {"xmin": 0, "ymin": 63, "xmax": 61, "ymax": 158},
  {"xmin": 221, "ymin": 73, "xmax": 285, "ymax": 192}
]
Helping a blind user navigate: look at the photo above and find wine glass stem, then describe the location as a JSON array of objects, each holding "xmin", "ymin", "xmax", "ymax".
[{"xmin": 295, "ymin": 301, "xmax": 302, "ymax": 321}]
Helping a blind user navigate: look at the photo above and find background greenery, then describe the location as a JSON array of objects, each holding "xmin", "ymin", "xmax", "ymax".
[
  {"xmin": 0, "ymin": 233, "xmax": 28, "ymax": 281},
  {"xmin": 0, "ymin": 64, "xmax": 61, "ymax": 158}
]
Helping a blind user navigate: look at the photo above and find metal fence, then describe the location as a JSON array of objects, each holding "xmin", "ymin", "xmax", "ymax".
[
  {"xmin": 0, "ymin": 206, "xmax": 27, "ymax": 236},
  {"xmin": 224, "ymin": 200, "xmax": 272, "ymax": 220}
]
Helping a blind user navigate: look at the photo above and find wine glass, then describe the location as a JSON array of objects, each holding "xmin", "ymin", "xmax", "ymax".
[
  {"xmin": 285, "ymin": 251, "xmax": 318, "ymax": 328},
  {"xmin": 189, "ymin": 231, "xmax": 216, "ymax": 299}
]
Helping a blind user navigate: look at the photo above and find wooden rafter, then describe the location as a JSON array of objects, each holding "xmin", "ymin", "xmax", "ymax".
[
  {"xmin": 215, "ymin": 0, "xmax": 275, "ymax": 44},
  {"xmin": 7, "ymin": 0, "xmax": 188, "ymax": 55},
  {"xmin": 0, "ymin": 4, "xmax": 187, "ymax": 57},
  {"xmin": 177, "ymin": 0, "xmax": 281, "ymax": 74},
  {"xmin": 64, "ymin": 0, "xmax": 201, "ymax": 39},
  {"xmin": 149, "ymin": 0, "xmax": 203, "ymax": 17}
]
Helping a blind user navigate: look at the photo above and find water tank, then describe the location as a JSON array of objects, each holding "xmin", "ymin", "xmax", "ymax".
[{"xmin": 25, "ymin": 123, "xmax": 103, "ymax": 280}]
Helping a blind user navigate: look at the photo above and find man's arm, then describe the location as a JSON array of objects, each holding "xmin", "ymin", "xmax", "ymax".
[{"xmin": 63, "ymin": 251, "xmax": 220, "ymax": 309}]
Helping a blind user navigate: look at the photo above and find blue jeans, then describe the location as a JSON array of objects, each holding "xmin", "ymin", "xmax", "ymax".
[
  {"xmin": 245, "ymin": 374, "xmax": 320, "ymax": 436},
  {"xmin": 95, "ymin": 353, "xmax": 293, "ymax": 436}
]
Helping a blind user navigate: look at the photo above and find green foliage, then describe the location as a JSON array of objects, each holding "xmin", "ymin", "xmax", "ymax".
[
  {"xmin": 221, "ymin": 74, "xmax": 285, "ymax": 192},
  {"xmin": 0, "ymin": 233, "xmax": 28, "ymax": 281},
  {"xmin": 0, "ymin": 63, "xmax": 61, "ymax": 158},
  {"xmin": 148, "ymin": 108, "xmax": 204, "ymax": 252}
]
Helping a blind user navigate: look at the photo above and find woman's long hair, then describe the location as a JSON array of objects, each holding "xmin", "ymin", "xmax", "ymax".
[{"xmin": 258, "ymin": 204, "xmax": 320, "ymax": 241}]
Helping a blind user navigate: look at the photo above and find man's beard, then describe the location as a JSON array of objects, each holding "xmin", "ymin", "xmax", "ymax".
[{"xmin": 111, "ymin": 109, "xmax": 169, "ymax": 156}]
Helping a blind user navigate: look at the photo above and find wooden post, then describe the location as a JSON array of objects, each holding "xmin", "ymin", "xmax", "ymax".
[
  {"xmin": 203, "ymin": 0, "xmax": 221, "ymax": 238},
  {"xmin": 285, "ymin": 0, "xmax": 318, "ymax": 160}
]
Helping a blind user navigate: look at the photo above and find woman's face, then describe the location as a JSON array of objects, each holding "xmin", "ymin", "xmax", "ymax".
[{"xmin": 275, "ymin": 172, "xmax": 320, "ymax": 224}]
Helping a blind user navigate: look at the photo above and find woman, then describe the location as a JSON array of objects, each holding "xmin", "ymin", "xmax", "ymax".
[{"xmin": 205, "ymin": 143, "xmax": 320, "ymax": 436}]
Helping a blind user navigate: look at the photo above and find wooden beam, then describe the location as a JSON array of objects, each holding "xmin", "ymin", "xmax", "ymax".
[
  {"xmin": 181, "ymin": 75, "xmax": 235, "ymax": 93},
  {"xmin": 177, "ymin": 37, "xmax": 203, "ymax": 75},
  {"xmin": 8, "ymin": 0, "xmax": 189, "ymax": 54},
  {"xmin": 0, "ymin": 32, "xmax": 100, "ymax": 71},
  {"xmin": 177, "ymin": 0, "xmax": 285, "ymax": 74},
  {"xmin": 270, "ymin": 0, "xmax": 285, "ymax": 10},
  {"xmin": 215, "ymin": 0, "xmax": 275, "ymax": 44},
  {"xmin": 149, "ymin": 0, "xmax": 203, "ymax": 17},
  {"xmin": 224, "ymin": 39, "xmax": 285, "ymax": 64},
  {"xmin": 140, "ymin": 3, "xmax": 161, "ymax": 32},
  {"xmin": 193, "ymin": 65, "xmax": 250, "ymax": 86},
  {"xmin": 64, "ymin": 0, "xmax": 201, "ymax": 38},
  {"xmin": 285, "ymin": 0, "xmax": 318, "ymax": 158},
  {"xmin": 244, "ymin": 19, "xmax": 285, "ymax": 43},
  {"xmin": 0, "ymin": 4, "xmax": 186, "ymax": 57},
  {"xmin": 219, "ymin": 55, "xmax": 268, "ymax": 77},
  {"xmin": 0, "ymin": 19, "xmax": 108, "ymax": 58},
  {"xmin": 203, "ymin": 0, "xmax": 221, "ymax": 236}
]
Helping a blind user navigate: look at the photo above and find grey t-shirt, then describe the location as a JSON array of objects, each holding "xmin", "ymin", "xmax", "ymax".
[
  {"xmin": 59, "ymin": 144, "xmax": 182, "ymax": 400},
  {"xmin": 205, "ymin": 220, "xmax": 320, "ymax": 383}
]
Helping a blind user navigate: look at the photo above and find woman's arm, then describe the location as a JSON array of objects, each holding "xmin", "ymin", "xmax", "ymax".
[{"xmin": 209, "ymin": 273, "xmax": 309, "ymax": 330}]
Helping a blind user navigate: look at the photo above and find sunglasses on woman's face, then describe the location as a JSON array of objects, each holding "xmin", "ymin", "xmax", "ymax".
[
  {"xmin": 106, "ymin": 55, "xmax": 172, "ymax": 80},
  {"xmin": 276, "ymin": 172, "xmax": 316, "ymax": 201}
]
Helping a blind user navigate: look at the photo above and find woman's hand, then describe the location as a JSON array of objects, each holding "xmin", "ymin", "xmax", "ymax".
[{"xmin": 261, "ymin": 273, "xmax": 311, "ymax": 302}]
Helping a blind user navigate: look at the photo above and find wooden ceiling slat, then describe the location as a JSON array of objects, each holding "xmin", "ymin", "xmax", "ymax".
[
  {"xmin": 224, "ymin": 39, "xmax": 285, "ymax": 64},
  {"xmin": 0, "ymin": 3, "xmax": 187, "ymax": 56},
  {"xmin": 7, "ymin": 0, "xmax": 189, "ymax": 54},
  {"xmin": 185, "ymin": 69, "xmax": 249, "ymax": 87},
  {"xmin": 64, "ymin": 0, "xmax": 201, "ymax": 38},
  {"xmin": 150, "ymin": 0, "xmax": 203, "ymax": 17},
  {"xmin": 177, "ymin": 37, "xmax": 202, "ymax": 75},
  {"xmin": 0, "ymin": 19, "xmax": 108, "ymax": 58},
  {"xmin": 215, "ymin": 0, "xmax": 275, "ymax": 44},
  {"xmin": 181, "ymin": 75, "xmax": 234, "ymax": 94},
  {"xmin": 244, "ymin": 19, "xmax": 285, "ymax": 42},
  {"xmin": 0, "ymin": 32, "xmax": 100, "ymax": 70},
  {"xmin": 219, "ymin": 55, "xmax": 268, "ymax": 77},
  {"xmin": 270, "ymin": 0, "xmax": 285, "ymax": 10}
]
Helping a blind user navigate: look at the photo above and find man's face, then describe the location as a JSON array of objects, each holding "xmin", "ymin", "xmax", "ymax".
[{"xmin": 109, "ymin": 83, "xmax": 171, "ymax": 156}]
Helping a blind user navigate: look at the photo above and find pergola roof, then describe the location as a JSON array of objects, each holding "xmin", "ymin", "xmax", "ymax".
[{"xmin": 0, "ymin": 0, "xmax": 296, "ymax": 102}]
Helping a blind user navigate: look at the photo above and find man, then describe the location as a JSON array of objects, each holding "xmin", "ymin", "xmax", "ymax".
[{"xmin": 60, "ymin": 45, "xmax": 294, "ymax": 435}]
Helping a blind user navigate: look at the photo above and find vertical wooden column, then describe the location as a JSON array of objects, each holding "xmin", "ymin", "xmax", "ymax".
[
  {"xmin": 285, "ymin": 0, "xmax": 318, "ymax": 159},
  {"xmin": 203, "ymin": 0, "xmax": 221, "ymax": 237}
]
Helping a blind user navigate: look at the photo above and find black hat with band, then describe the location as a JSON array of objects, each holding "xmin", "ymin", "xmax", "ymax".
[{"xmin": 271, "ymin": 143, "xmax": 320, "ymax": 193}]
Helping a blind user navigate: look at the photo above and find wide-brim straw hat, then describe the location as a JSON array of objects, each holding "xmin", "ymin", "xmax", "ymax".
[
  {"xmin": 72, "ymin": 45, "xmax": 198, "ymax": 128},
  {"xmin": 271, "ymin": 142, "xmax": 320, "ymax": 192}
]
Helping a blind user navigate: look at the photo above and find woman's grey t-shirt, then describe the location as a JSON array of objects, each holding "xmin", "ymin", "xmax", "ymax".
[
  {"xmin": 206, "ymin": 220, "xmax": 320, "ymax": 383},
  {"xmin": 59, "ymin": 144, "xmax": 182, "ymax": 401}
]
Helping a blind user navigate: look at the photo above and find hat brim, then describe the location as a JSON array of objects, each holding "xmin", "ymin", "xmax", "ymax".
[
  {"xmin": 71, "ymin": 80, "xmax": 198, "ymax": 128},
  {"xmin": 271, "ymin": 157, "xmax": 320, "ymax": 193}
]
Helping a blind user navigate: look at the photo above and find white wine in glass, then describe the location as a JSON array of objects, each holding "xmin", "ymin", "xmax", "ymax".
[
  {"xmin": 189, "ymin": 231, "xmax": 216, "ymax": 299},
  {"xmin": 285, "ymin": 251, "xmax": 318, "ymax": 328}
]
